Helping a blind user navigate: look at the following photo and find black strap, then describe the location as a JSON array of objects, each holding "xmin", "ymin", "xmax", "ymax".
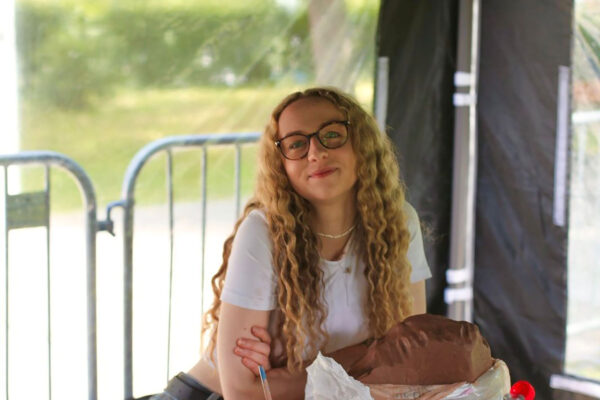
[{"xmin": 164, "ymin": 372, "xmax": 223, "ymax": 400}]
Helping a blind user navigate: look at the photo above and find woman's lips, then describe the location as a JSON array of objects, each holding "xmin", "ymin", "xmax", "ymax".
[{"xmin": 310, "ymin": 168, "xmax": 336, "ymax": 178}]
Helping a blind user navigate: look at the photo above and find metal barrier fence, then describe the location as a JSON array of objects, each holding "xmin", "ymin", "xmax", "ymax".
[
  {"xmin": 1, "ymin": 133, "xmax": 261, "ymax": 399},
  {"xmin": 0, "ymin": 151, "xmax": 98, "ymax": 400},
  {"xmin": 104, "ymin": 132, "xmax": 260, "ymax": 400}
]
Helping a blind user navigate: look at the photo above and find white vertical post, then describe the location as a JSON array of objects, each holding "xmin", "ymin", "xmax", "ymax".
[
  {"xmin": 375, "ymin": 56, "xmax": 389, "ymax": 133},
  {"xmin": 446, "ymin": 0, "xmax": 481, "ymax": 322},
  {"xmin": 553, "ymin": 66, "xmax": 570, "ymax": 227}
]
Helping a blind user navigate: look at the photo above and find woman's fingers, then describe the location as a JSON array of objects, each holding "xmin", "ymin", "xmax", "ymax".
[
  {"xmin": 237, "ymin": 338, "xmax": 271, "ymax": 356},
  {"xmin": 233, "ymin": 326, "xmax": 273, "ymax": 375},
  {"xmin": 234, "ymin": 341, "xmax": 271, "ymax": 369},
  {"xmin": 251, "ymin": 326, "xmax": 272, "ymax": 344},
  {"xmin": 235, "ymin": 346, "xmax": 270, "ymax": 372}
]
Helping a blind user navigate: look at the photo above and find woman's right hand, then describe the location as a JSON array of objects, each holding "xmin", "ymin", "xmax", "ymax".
[{"xmin": 234, "ymin": 325, "xmax": 272, "ymax": 376}]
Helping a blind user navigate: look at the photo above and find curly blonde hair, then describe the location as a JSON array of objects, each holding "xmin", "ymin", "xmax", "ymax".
[{"xmin": 203, "ymin": 87, "xmax": 413, "ymax": 372}]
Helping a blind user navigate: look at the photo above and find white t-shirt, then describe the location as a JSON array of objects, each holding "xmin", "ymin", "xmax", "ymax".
[{"xmin": 220, "ymin": 202, "xmax": 431, "ymax": 357}]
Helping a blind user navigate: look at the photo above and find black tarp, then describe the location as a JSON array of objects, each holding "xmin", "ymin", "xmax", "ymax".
[
  {"xmin": 375, "ymin": 0, "xmax": 459, "ymax": 316},
  {"xmin": 475, "ymin": 2, "xmax": 571, "ymax": 398},
  {"xmin": 377, "ymin": 0, "xmax": 572, "ymax": 398}
]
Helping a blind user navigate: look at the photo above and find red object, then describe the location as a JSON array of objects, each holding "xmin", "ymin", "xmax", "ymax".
[{"xmin": 510, "ymin": 380, "xmax": 535, "ymax": 400}]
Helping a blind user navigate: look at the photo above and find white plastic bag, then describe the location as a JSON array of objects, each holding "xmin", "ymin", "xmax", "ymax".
[{"xmin": 305, "ymin": 352, "xmax": 374, "ymax": 400}]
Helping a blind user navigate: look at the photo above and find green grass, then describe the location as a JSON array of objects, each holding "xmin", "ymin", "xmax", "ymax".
[
  {"xmin": 19, "ymin": 86, "xmax": 296, "ymax": 209},
  {"xmin": 19, "ymin": 83, "xmax": 374, "ymax": 210}
]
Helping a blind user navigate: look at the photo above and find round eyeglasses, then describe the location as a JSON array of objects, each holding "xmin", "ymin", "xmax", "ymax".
[{"xmin": 275, "ymin": 120, "xmax": 350, "ymax": 160}]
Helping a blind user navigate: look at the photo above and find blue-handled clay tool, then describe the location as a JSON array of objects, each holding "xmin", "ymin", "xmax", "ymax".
[{"xmin": 258, "ymin": 365, "xmax": 273, "ymax": 400}]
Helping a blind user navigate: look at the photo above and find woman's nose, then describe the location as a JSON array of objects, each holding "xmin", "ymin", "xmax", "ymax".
[{"xmin": 307, "ymin": 135, "xmax": 328, "ymax": 161}]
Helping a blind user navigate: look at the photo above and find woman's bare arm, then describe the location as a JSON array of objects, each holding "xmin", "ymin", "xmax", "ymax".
[
  {"xmin": 230, "ymin": 281, "xmax": 427, "ymax": 398},
  {"xmin": 409, "ymin": 280, "xmax": 426, "ymax": 315},
  {"xmin": 216, "ymin": 302, "xmax": 306, "ymax": 399},
  {"xmin": 217, "ymin": 302, "xmax": 272, "ymax": 399}
]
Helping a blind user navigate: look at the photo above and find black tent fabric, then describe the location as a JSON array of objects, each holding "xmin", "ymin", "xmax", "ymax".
[
  {"xmin": 475, "ymin": 1, "xmax": 571, "ymax": 398},
  {"xmin": 377, "ymin": 0, "xmax": 573, "ymax": 397},
  {"xmin": 375, "ymin": 0, "xmax": 459, "ymax": 316}
]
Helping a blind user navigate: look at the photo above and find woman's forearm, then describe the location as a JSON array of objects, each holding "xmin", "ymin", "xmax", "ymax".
[
  {"xmin": 267, "ymin": 367, "xmax": 307, "ymax": 400},
  {"xmin": 222, "ymin": 367, "xmax": 306, "ymax": 400}
]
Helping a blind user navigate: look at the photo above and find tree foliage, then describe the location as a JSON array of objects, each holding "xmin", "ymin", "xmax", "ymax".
[{"xmin": 16, "ymin": 0, "xmax": 378, "ymax": 109}]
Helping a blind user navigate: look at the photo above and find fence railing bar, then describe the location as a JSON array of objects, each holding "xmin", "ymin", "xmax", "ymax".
[
  {"xmin": 3, "ymin": 166, "xmax": 8, "ymax": 400},
  {"xmin": 166, "ymin": 149, "xmax": 174, "ymax": 383},
  {"xmin": 121, "ymin": 133, "xmax": 260, "ymax": 203},
  {"xmin": 200, "ymin": 146, "xmax": 207, "ymax": 351},
  {"xmin": 45, "ymin": 165, "xmax": 52, "ymax": 400},
  {"xmin": 80, "ymin": 161, "xmax": 99, "ymax": 400},
  {"xmin": 123, "ymin": 201, "xmax": 133, "ymax": 400}
]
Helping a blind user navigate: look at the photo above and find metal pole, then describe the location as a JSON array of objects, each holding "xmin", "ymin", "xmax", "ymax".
[
  {"xmin": 375, "ymin": 56, "xmax": 389, "ymax": 133},
  {"xmin": 3, "ymin": 166, "xmax": 8, "ymax": 400},
  {"xmin": 166, "ymin": 150, "xmax": 174, "ymax": 382},
  {"xmin": 446, "ymin": 0, "xmax": 481, "ymax": 322},
  {"xmin": 123, "ymin": 199, "xmax": 133, "ymax": 400},
  {"xmin": 45, "ymin": 166, "xmax": 52, "ymax": 400},
  {"xmin": 84, "ymin": 175, "xmax": 98, "ymax": 400},
  {"xmin": 199, "ymin": 147, "xmax": 207, "ymax": 351}
]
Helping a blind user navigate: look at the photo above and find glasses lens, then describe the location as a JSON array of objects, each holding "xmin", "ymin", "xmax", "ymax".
[
  {"xmin": 318, "ymin": 122, "xmax": 348, "ymax": 149},
  {"xmin": 280, "ymin": 135, "xmax": 309, "ymax": 159}
]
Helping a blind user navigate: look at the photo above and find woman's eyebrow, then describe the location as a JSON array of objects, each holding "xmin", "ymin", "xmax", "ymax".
[
  {"xmin": 280, "ymin": 119, "xmax": 343, "ymax": 139},
  {"xmin": 279, "ymin": 129, "xmax": 306, "ymax": 139},
  {"xmin": 317, "ymin": 118, "xmax": 345, "ymax": 130}
]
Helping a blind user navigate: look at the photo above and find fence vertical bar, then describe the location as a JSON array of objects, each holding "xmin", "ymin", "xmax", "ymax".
[
  {"xmin": 166, "ymin": 150, "xmax": 174, "ymax": 383},
  {"xmin": 82, "ymin": 163, "xmax": 98, "ymax": 400},
  {"xmin": 199, "ymin": 146, "xmax": 207, "ymax": 350},
  {"xmin": 123, "ymin": 197, "xmax": 133, "ymax": 400},
  {"xmin": 3, "ymin": 166, "xmax": 8, "ymax": 400},
  {"xmin": 45, "ymin": 166, "xmax": 52, "ymax": 400},
  {"xmin": 234, "ymin": 144, "xmax": 241, "ymax": 219}
]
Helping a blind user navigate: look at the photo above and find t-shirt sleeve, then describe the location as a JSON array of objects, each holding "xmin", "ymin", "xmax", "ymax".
[
  {"xmin": 220, "ymin": 210, "xmax": 278, "ymax": 310},
  {"xmin": 404, "ymin": 202, "xmax": 432, "ymax": 283}
]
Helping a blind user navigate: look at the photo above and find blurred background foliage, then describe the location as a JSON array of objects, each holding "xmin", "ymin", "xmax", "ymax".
[
  {"xmin": 16, "ymin": 0, "xmax": 378, "ymax": 109},
  {"xmin": 15, "ymin": 0, "xmax": 380, "ymax": 209}
]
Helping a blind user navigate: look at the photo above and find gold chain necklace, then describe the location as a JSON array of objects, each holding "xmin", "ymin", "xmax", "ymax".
[{"xmin": 315, "ymin": 224, "xmax": 356, "ymax": 239}]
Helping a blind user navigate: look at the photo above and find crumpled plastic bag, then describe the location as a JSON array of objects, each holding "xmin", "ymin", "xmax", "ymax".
[
  {"xmin": 444, "ymin": 360, "xmax": 510, "ymax": 400},
  {"xmin": 305, "ymin": 352, "xmax": 373, "ymax": 400}
]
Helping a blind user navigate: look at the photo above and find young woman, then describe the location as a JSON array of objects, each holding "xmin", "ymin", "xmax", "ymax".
[{"xmin": 151, "ymin": 87, "xmax": 431, "ymax": 400}]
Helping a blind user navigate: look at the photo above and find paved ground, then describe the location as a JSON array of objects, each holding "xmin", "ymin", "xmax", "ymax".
[{"xmin": 2, "ymin": 199, "xmax": 242, "ymax": 400}]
